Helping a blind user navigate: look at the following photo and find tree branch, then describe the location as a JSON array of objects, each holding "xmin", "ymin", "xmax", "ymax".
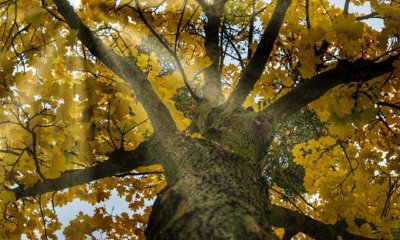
[
  {"xmin": 262, "ymin": 55, "xmax": 399, "ymax": 125},
  {"xmin": 11, "ymin": 141, "xmax": 157, "ymax": 200},
  {"xmin": 305, "ymin": 0, "xmax": 311, "ymax": 29},
  {"xmin": 225, "ymin": 0, "xmax": 292, "ymax": 109},
  {"xmin": 52, "ymin": 0, "xmax": 177, "ymax": 134},
  {"xmin": 356, "ymin": 12, "xmax": 381, "ymax": 21},
  {"xmin": 199, "ymin": 0, "xmax": 227, "ymax": 104},
  {"xmin": 343, "ymin": 0, "xmax": 350, "ymax": 15},
  {"xmin": 270, "ymin": 204, "xmax": 374, "ymax": 240},
  {"xmin": 222, "ymin": 26, "xmax": 245, "ymax": 69},
  {"xmin": 0, "ymin": 148, "xmax": 21, "ymax": 156},
  {"xmin": 247, "ymin": 0, "xmax": 256, "ymax": 59},
  {"xmin": 132, "ymin": 0, "xmax": 200, "ymax": 102},
  {"xmin": 378, "ymin": 101, "xmax": 400, "ymax": 111}
]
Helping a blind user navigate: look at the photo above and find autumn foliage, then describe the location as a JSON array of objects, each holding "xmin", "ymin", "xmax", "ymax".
[{"xmin": 0, "ymin": 0, "xmax": 399, "ymax": 239}]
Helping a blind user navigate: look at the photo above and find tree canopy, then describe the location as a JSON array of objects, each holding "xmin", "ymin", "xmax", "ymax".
[{"xmin": 0, "ymin": 0, "xmax": 399, "ymax": 239}]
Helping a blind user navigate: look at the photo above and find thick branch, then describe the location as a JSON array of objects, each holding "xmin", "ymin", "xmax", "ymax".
[
  {"xmin": 263, "ymin": 56, "xmax": 399, "ymax": 125},
  {"xmin": 225, "ymin": 0, "xmax": 292, "ymax": 109},
  {"xmin": 271, "ymin": 204, "xmax": 374, "ymax": 240},
  {"xmin": 200, "ymin": 0, "xmax": 227, "ymax": 104},
  {"xmin": 356, "ymin": 12, "xmax": 381, "ymax": 21},
  {"xmin": 53, "ymin": 0, "xmax": 176, "ymax": 133},
  {"xmin": 11, "ymin": 142, "xmax": 156, "ymax": 199}
]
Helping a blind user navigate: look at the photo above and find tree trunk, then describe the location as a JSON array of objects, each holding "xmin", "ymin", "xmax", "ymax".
[{"xmin": 145, "ymin": 138, "xmax": 276, "ymax": 239}]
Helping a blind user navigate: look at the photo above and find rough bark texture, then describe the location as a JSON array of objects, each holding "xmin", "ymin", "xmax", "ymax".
[
  {"xmin": 203, "ymin": 109, "xmax": 273, "ymax": 162},
  {"xmin": 145, "ymin": 137, "xmax": 275, "ymax": 240},
  {"xmin": 193, "ymin": 102, "xmax": 273, "ymax": 163}
]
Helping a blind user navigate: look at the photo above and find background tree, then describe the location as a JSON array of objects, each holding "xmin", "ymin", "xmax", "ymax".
[{"xmin": 0, "ymin": 0, "xmax": 399, "ymax": 239}]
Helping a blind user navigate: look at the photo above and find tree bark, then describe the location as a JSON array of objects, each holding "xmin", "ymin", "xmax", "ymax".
[
  {"xmin": 145, "ymin": 137, "xmax": 276, "ymax": 240},
  {"xmin": 198, "ymin": 0, "xmax": 227, "ymax": 104}
]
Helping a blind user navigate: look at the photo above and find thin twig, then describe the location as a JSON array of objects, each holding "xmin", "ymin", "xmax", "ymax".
[
  {"xmin": 133, "ymin": 0, "xmax": 200, "ymax": 102},
  {"xmin": 37, "ymin": 195, "xmax": 49, "ymax": 240},
  {"xmin": 305, "ymin": 0, "xmax": 311, "ymax": 29}
]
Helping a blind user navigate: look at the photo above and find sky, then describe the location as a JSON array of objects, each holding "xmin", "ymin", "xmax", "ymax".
[
  {"xmin": 330, "ymin": 0, "xmax": 384, "ymax": 30},
  {"xmin": 23, "ymin": 0, "xmax": 384, "ymax": 238}
]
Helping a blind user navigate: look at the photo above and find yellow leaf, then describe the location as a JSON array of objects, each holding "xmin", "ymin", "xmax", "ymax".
[
  {"xmin": 190, "ymin": 132, "xmax": 204, "ymax": 139},
  {"xmin": 23, "ymin": 4, "xmax": 47, "ymax": 27},
  {"xmin": 0, "ymin": 190, "xmax": 16, "ymax": 204},
  {"xmin": 273, "ymin": 228, "xmax": 285, "ymax": 239},
  {"xmin": 137, "ymin": 54, "xmax": 149, "ymax": 70},
  {"xmin": 333, "ymin": 15, "xmax": 363, "ymax": 41},
  {"xmin": 0, "ymin": 55, "xmax": 14, "ymax": 73}
]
